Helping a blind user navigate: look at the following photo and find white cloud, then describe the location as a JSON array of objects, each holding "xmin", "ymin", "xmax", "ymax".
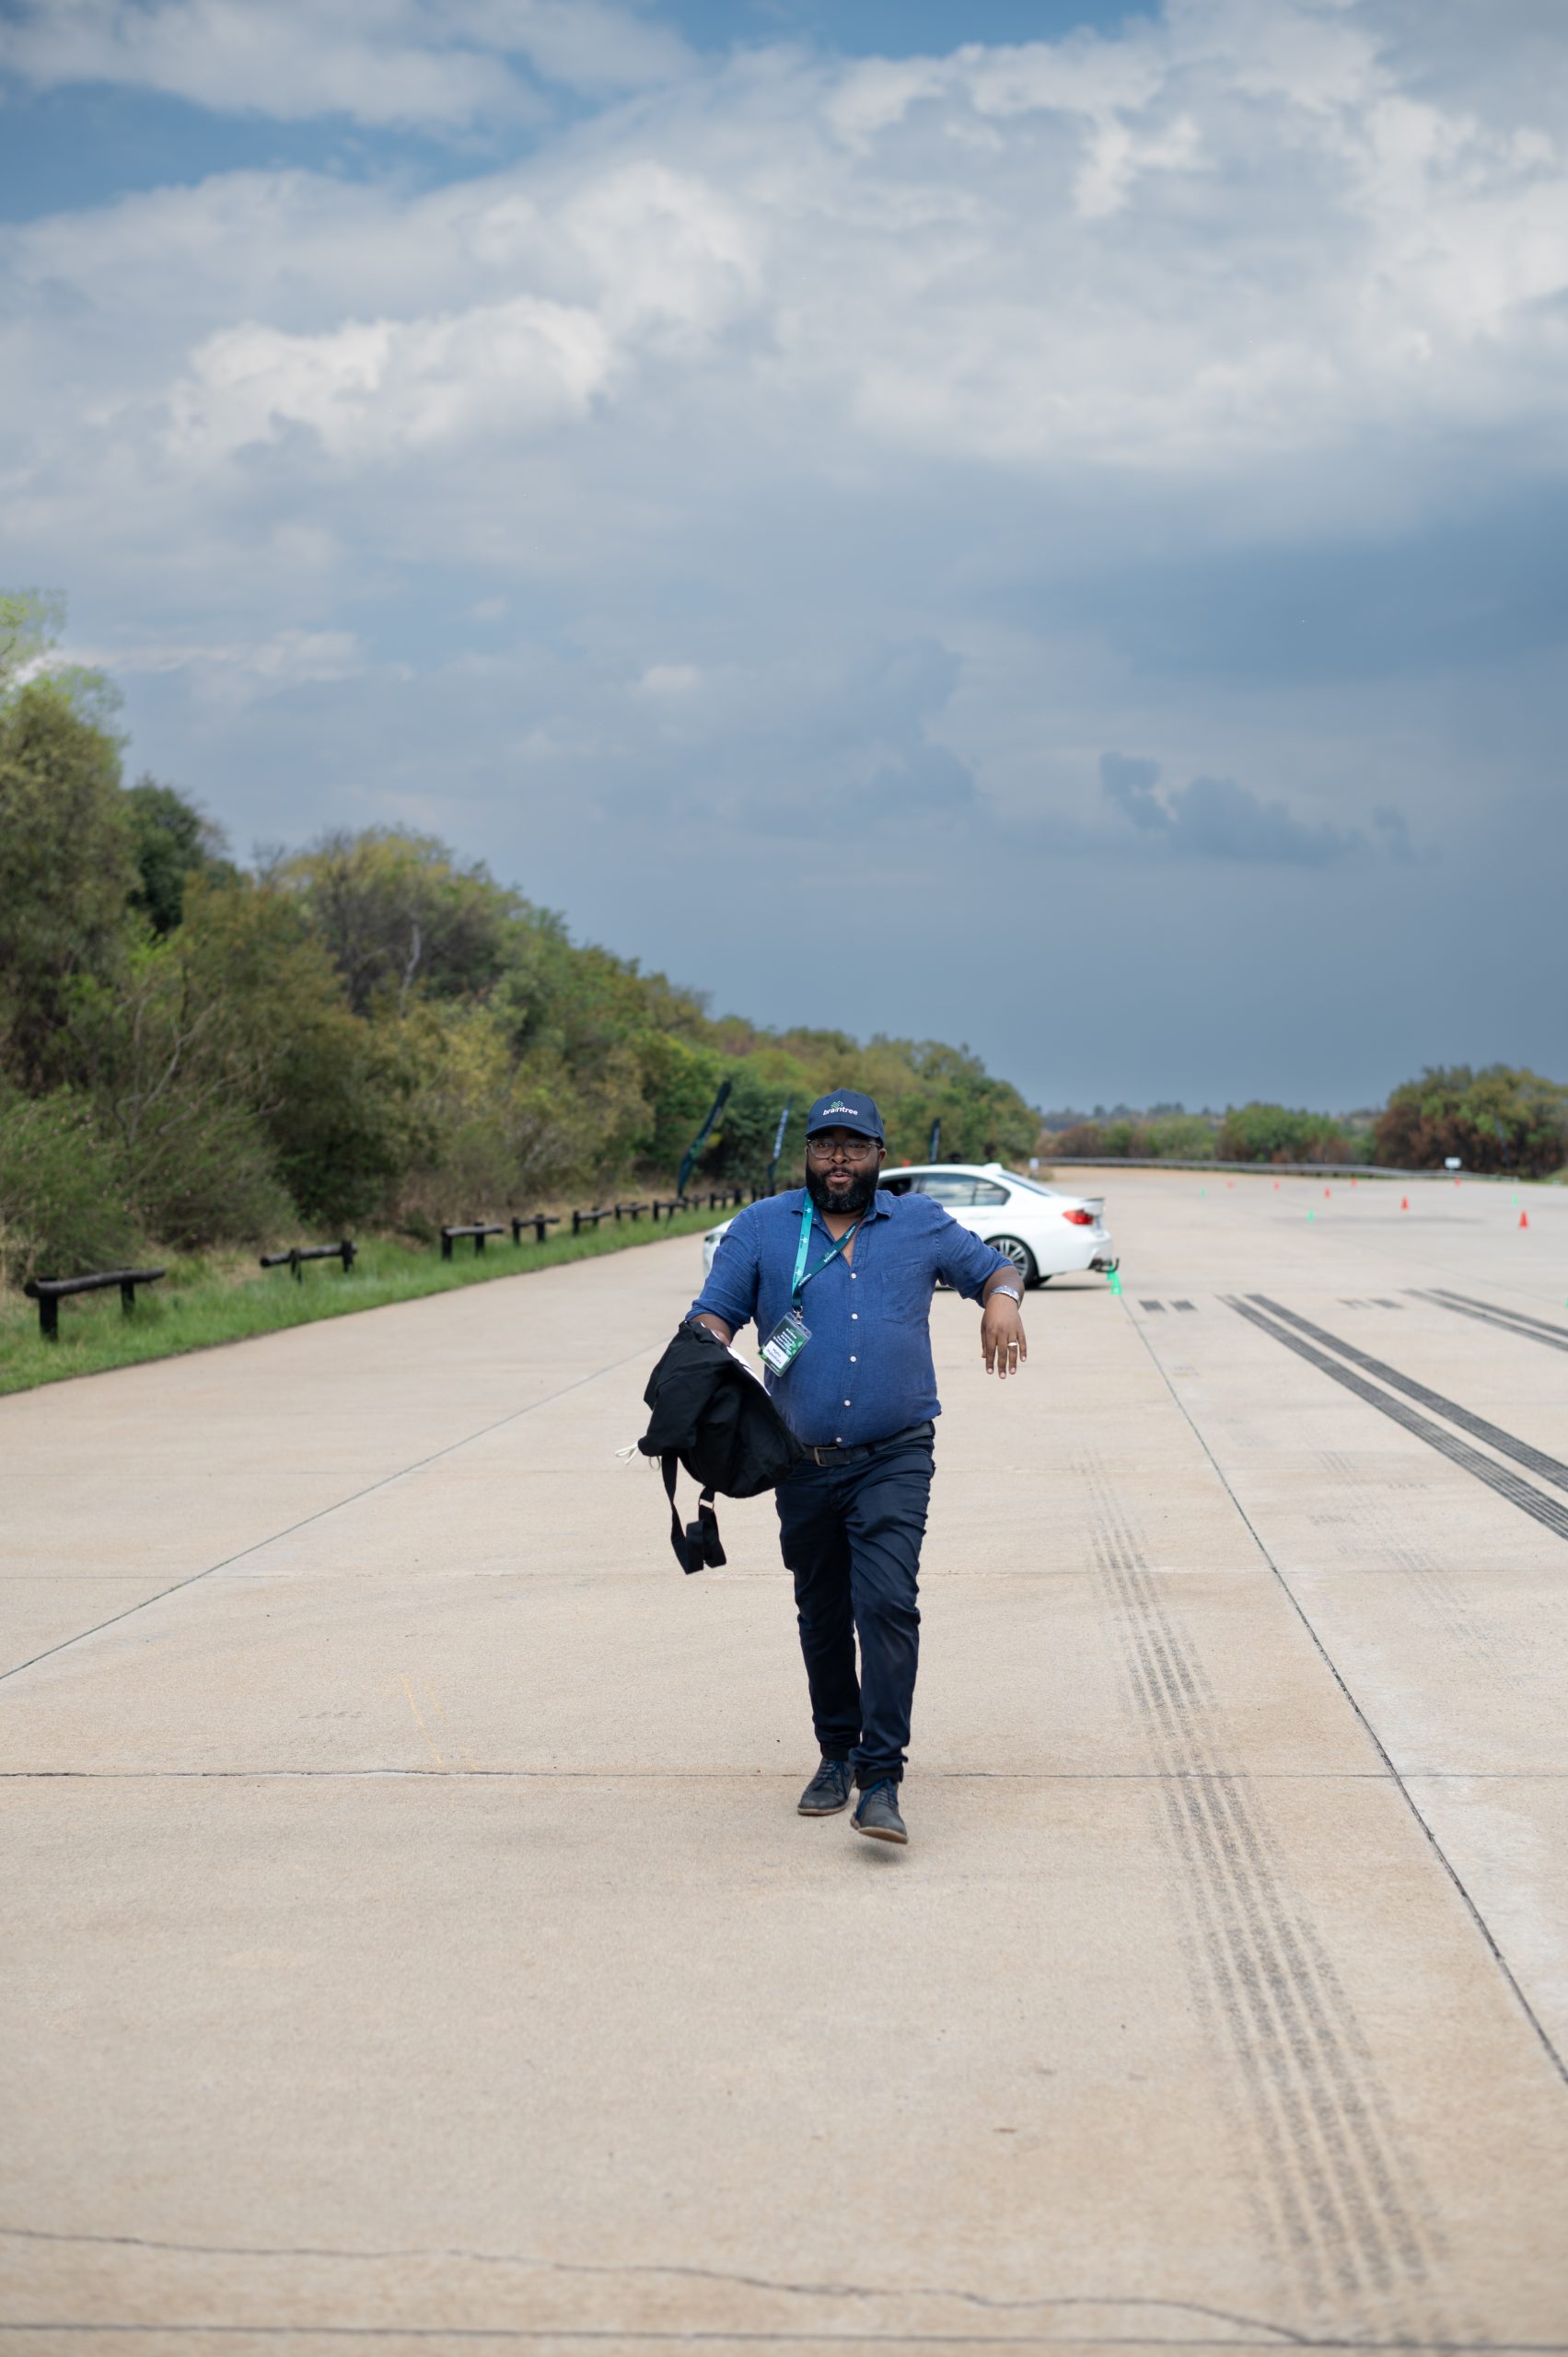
[
  {"xmin": 3, "ymin": 0, "xmax": 1566, "ymax": 1074},
  {"xmin": 63, "ymin": 628, "xmax": 365, "ymax": 690},
  {"xmin": 4, "ymin": 4, "xmax": 1564, "ymax": 524},
  {"xmin": 0, "ymin": 0, "xmax": 690, "ymax": 125},
  {"xmin": 171, "ymin": 296, "xmax": 615, "ymax": 462}
]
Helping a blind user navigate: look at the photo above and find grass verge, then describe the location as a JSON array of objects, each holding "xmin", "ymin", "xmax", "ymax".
[{"xmin": 0, "ymin": 1209, "xmax": 718, "ymax": 1397}]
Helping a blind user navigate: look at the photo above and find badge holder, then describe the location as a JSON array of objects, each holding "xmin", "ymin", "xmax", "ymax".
[{"xmin": 761, "ymin": 1306, "xmax": 811, "ymax": 1375}]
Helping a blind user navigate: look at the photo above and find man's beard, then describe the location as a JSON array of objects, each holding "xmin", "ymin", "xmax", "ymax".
[{"xmin": 806, "ymin": 1165, "xmax": 879, "ymax": 1215}]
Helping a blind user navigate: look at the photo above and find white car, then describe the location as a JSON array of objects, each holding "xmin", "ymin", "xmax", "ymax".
[{"xmin": 701, "ymin": 1165, "xmax": 1116, "ymax": 1288}]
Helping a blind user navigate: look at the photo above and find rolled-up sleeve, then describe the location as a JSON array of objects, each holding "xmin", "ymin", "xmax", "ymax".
[
  {"xmin": 688, "ymin": 1208, "xmax": 762, "ymax": 1334},
  {"xmin": 930, "ymin": 1205, "xmax": 1011, "ymax": 1303}
]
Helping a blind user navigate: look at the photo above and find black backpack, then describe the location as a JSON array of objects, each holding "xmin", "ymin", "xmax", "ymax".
[{"xmin": 638, "ymin": 1323, "xmax": 803, "ymax": 1572}]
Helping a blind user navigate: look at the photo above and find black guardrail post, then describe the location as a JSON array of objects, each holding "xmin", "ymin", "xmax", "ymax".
[
  {"xmin": 259, "ymin": 1241, "xmax": 357, "ymax": 1283},
  {"xmin": 441, "ymin": 1223, "xmax": 505, "ymax": 1258},
  {"xmin": 24, "ymin": 1267, "xmax": 168, "ymax": 1341}
]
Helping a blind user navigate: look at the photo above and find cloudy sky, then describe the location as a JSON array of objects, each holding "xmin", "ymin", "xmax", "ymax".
[{"xmin": 3, "ymin": 0, "xmax": 1565, "ymax": 1110}]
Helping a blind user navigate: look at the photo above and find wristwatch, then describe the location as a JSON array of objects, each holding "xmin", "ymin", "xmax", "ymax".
[{"xmin": 989, "ymin": 1283, "xmax": 1024, "ymax": 1306}]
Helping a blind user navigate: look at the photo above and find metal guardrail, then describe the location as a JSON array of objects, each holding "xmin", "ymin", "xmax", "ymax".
[
  {"xmin": 441, "ymin": 1222, "xmax": 505, "ymax": 1260},
  {"xmin": 1041, "ymin": 1158, "xmax": 1496, "ymax": 1179},
  {"xmin": 17, "ymin": 1189, "xmax": 752, "ymax": 1344},
  {"xmin": 24, "ymin": 1266, "xmax": 167, "ymax": 1341},
  {"xmin": 260, "ymin": 1240, "xmax": 357, "ymax": 1282}
]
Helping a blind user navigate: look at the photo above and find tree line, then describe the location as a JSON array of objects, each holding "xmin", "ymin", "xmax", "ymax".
[
  {"xmin": 0, "ymin": 597, "xmax": 1038, "ymax": 1283},
  {"xmin": 1043, "ymin": 1073, "xmax": 1568, "ymax": 1178}
]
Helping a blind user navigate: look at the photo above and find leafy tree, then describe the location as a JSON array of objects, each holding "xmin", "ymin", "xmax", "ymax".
[
  {"xmin": 0, "ymin": 682, "xmax": 136, "ymax": 1087},
  {"xmin": 278, "ymin": 830, "xmax": 528, "ymax": 1016},
  {"xmin": 872, "ymin": 1039, "xmax": 1036, "ymax": 1167},
  {"xmin": 176, "ymin": 878, "xmax": 422, "ymax": 1229},
  {"xmin": 1375, "ymin": 1065, "xmax": 1568, "ymax": 1178},
  {"xmin": 124, "ymin": 778, "xmax": 236, "ymax": 935},
  {"xmin": 0, "ymin": 589, "xmax": 66, "ymax": 701}
]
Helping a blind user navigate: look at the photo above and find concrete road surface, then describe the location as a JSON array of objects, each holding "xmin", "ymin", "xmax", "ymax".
[{"xmin": 4, "ymin": 1168, "xmax": 1567, "ymax": 2355}]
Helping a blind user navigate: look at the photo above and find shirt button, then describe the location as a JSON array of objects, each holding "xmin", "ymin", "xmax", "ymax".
[
  {"xmin": 849, "ymin": 1355, "xmax": 856, "ymax": 1362},
  {"xmin": 851, "ymin": 1312, "xmax": 858, "ymax": 1320},
  {"xmin": 844, "ymin": 1399, "xmax": 852, "ymax": 1406}
]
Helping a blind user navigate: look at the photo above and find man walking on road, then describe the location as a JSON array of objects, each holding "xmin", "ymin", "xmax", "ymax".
[{"xmin": 687, "ymin": 1090, "xmax": 1027, "ymax": 1845}]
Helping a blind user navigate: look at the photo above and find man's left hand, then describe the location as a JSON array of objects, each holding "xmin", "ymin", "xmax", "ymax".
[{"xmin": 981, "ymin": 1294, "xmax": 1028, "ymax": 1380}]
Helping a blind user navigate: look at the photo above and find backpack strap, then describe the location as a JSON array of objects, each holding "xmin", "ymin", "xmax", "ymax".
[
  {"xmin": 692, "ymin": 1487, "xmax": 726, "ymax": 1570},
  {"xmin": 661, "ymin": 1453, "xmax": 727, "ymax": 1573}
]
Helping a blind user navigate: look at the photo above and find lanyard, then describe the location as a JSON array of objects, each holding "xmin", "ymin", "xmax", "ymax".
[{"xmin": 791, "ymin": 1194, "xmax": 861, "ymax": 1308}]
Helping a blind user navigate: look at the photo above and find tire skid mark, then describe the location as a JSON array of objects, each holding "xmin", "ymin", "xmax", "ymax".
[
  {"xmin": 1250, "ymin": 1299, "xmax": 1568, "ymax": 1496},
  {"xmin": 1078, "ymin": 1453, "xmax": 1457, "ymax": 2344},
  {"xmin": 1416, "ymin": 1288, "xmax": 1568, "ymax": 1356},
  {"xmin": 1224, "ymin": 1300, "xmax": 1568, "ymax": 1546}
]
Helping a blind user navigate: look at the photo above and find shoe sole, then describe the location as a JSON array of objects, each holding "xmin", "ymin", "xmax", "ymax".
[{"xmin": 853, "ymin": 1817, "xmax": 908, "ymax": 1844}]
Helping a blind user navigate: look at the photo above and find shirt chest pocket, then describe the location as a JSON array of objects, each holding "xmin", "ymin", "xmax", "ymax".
[{"xmin": 860, "ymin": 1245, "xmax": 932, "ymax": 1328}]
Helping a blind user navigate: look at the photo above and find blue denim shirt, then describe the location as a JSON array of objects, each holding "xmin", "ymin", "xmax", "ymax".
[{"xmin": 688, "ymin": 1187, "xmax": 1010, "ymax": 1448}]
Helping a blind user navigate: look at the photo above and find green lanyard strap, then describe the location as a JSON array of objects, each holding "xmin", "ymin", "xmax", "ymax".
[{"xmin": 791, "ymin": 1194, "xmax": 861, "ymax": 1309}]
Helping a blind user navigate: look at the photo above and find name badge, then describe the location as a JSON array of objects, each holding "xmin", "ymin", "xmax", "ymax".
[{"xmin": 760, "ymin": 1306, "xmax": 811, "ymax": 1375}]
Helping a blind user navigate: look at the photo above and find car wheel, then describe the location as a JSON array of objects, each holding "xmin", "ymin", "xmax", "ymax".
[{"xmin": 987, "ymin": 1236, "xmax": 1039, "ymax": 1288}]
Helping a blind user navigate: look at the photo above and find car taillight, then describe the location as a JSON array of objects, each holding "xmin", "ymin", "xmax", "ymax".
[{"xmin": 1062, "ymin": 1208, "xmax": 1094, "ymax": 1226}]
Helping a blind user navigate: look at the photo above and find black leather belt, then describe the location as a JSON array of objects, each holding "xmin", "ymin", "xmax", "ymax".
[{"xmin": 799, "ymin": 1421, "xmax": 935, "ymax": 1468}]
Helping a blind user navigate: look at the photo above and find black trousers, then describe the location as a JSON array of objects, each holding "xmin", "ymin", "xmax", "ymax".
[{"xmin": 772, "ymin": 1422, "xmax": 935, "ymax": 1787}]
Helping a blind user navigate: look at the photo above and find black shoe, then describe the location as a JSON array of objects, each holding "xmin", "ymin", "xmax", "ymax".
[
  {"xmin": 797, "ymin": 1758, "xmax": 853, "ymax": 1816},
  {"xmin": 852, "ymin": 1780, "xmax": 908, "ymax": 1844}
]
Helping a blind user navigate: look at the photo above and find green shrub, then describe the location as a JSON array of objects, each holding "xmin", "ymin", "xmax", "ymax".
[
  {"xmin": 122, "ymin": 1088, "xmax": 294, "ymax": 1251},
  {"xmin": 0, "ymin": 1089, "xmax": 139, "ymax": 1283},
  {"xmin": 1144, "ymin": 1114, "xmax": 1216, "ymax": 1159},
  {"xmin": 1216, "ymin": 1102, "xmax": 1351, "ymax": 1163}
]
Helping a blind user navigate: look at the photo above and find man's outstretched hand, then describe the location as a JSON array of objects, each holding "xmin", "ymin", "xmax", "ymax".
[{"xmin": 981, "ymin": 1294, "xmax": 1028, "ymax": 1379}]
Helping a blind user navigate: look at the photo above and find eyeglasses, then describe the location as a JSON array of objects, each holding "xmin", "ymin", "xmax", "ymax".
[{"xmin": 807, "ymin": 1137, "xmax": 880, "ymax": 1162}]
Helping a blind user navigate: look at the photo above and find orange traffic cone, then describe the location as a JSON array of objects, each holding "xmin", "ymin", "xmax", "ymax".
[
  {"xmin": 1323, "ymin": 1187, "xmax": 1331, "ymax": 1199},
  {"xmin": 1400, "ymin": 1196, "xmax": 1409, "ymax": 1211},
  {"xmin": 1519, "ymin": 1210, "xmax": 1530, "ymax": 1230}
]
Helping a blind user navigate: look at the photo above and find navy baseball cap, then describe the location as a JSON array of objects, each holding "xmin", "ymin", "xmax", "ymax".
[{"xmin": 805, "ymin": 1090, "xmax": 884, "ymax": 1141}]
